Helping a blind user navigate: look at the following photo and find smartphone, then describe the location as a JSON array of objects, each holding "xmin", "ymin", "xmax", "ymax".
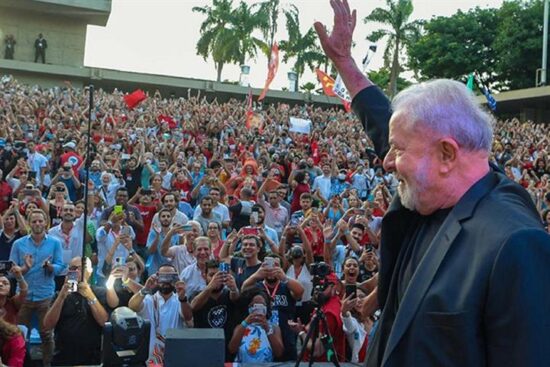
[
  {"xmin": 355, "ymin": 208, "xmax": 366, "ymax": 215},
  {"xmin": 113, "ymin": 205, "xmax": 124, "ymax": 215},
  {"xmin": 157, "ymin": 273, "xmax": 178, "ymax": 284},
  {"xmin": 250, "ymin": 211, "xmax": 259, "ymax": 224},
  {"xmin": 263, "ymin": 257, "xmax": 275, "ymax": 269},
  {"xmin": 181, "ymin": 224, "xmax": 193, "ymax": 232},
  {"xmin": 242, "ymin": 227, "xmax": 259, "ymax": 236},
  {"xmin": 114, "ymin": 257, "xmax": 125, "ymax": 267},
  {"xmin": 249, "ymin": 303, "xmax": 267, "ymax": 315},
  {"xmin": 219, "ymin": 262, "xmax": 230, "ymax": 273},
  {"xmin": 0, "ymin": 261, "xmax": 13, "ymax": 273},
  {"xmin": 290, "ymin": 216, "xmax": 300, "ymax": 227},
  {"xmin": 67, "ymin": 270, "xmax": 78, "ymax": 293},
  {"xmin": 345, "ymin": 284, "xmax": 357, "ymax": 299},
  {"xmin": 120, "ymin": 226, "xmax": 131, "ymax": 236},
  {"xmin": 28, "ymin": 171, "xmax": 37, "ymax": 180}
]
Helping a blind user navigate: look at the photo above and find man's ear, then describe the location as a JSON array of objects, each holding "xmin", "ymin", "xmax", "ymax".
[{"xmin": 438, "ymin": 138, "xmax": 459, "ymax": 174}]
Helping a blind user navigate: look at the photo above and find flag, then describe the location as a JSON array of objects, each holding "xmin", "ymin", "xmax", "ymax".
[
  {"xmin": 258, "ymin": 42, "xmax": 279, "ymax": 101},
  {"xmin": 316, "ymin": 69, "xmax": 337, "ymax": 97},
  {"xmin": 157, "ymin": 114, "xmax": 177, "ymax": 129},
  {"xmin": 123, "ymin": 89, "xmax": 147, "ymax": 109},
  {"xmin": 466, "ymin": 73, "xmax": 474, "ymax": 91},
  {"xmin": 245, "ymin": 88, "xmax": 254, "ymax": 128},
  {"xmin": 316, "ymin": 69, "xmax": 351, "ymax": 112},
  {"xmin": 474, "ymin": 73, "xmax": 497, "ymax": 111}
]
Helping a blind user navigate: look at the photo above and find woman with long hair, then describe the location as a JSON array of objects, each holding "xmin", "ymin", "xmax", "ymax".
[{"xmin": 0, "ymin": 318, "xmax": 25, "ymax": 367}]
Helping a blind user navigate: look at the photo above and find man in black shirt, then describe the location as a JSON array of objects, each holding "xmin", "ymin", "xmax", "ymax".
[
  {"xmin": 315, "ymin": 2, "xmax": 550, "ymax": 366},
  {"xmin": 121, "ymin": 156, "xmax": 143, "ymax": 198},
  {"xmin": 34, "ymin": 33, "xmax": 47, "ymax": 63},
  {"xmin": 43, "ymin": 256, "xmax": 109, "ymax": 366},
  {"xmin": 191, "ymin": 260, "xmax": 239, "ymax": 360}
]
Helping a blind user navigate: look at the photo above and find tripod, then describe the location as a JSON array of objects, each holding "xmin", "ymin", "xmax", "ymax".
[{"xmin": 294, "ymin": 306, "xmax": 341, "ymax": 367}]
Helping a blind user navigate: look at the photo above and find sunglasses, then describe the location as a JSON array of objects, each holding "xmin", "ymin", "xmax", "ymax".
[{"xmin": 68, "ymin": 265, "xmax": 81, "ymax": 271}]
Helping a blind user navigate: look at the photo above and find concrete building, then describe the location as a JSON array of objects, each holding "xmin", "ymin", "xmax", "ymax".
[{"xmin": 0, "ymin": 0, "xmax": 548, "ymax": 119}]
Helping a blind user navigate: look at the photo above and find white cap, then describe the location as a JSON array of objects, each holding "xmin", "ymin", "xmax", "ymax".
[{"xmin": 63, "ymin": 142, "xmax": 76, "ymax": 150}]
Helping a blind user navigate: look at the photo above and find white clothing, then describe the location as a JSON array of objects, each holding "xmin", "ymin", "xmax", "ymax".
[
  {"xmin": 95, "ymin": 225, "xmax": 135, "ymax": 277},
  {"xmin": 151, "ymin": 210, "xmax": 189, "ymax": 230},
  {"xmin": 179, "ymin": 262, "xmax": 206, "ymax": 300},
  {"xmin": 312, "ymin": 175, "xmax": 332, "ymax": 200},
  {"xmin": 286, "ymin": 264, "xmax": 313, "ymax": 304},
  {"xmin": 48, "ymin": 215, "xmax": 85, "ymax": 275},
  {"xmin": 193, "ymin": 202, "xmax": 230, "ymax": 223},
  {"xmin": 342, "ymin": 313, "xmax": 368, "ymax": 363},
  {"xmin": 139, "ymin": 292, "xmax": 187, "ymax": 361},
  {"xmin": 165, "ymin": 245, "xmax": 196, "ymax": 275}
]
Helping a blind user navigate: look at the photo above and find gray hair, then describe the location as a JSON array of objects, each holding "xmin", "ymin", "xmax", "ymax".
[
  {"xmin": 187, "ymin": 220, "xmax": 203, "ymax": 235},
  {"xmin": 392, "ymin": 79, "xmax": 494, "ymax": 152}
]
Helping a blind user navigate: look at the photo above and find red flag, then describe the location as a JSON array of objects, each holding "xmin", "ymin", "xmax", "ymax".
[
  {"xmin": 123, "ymin": 89, "xmax": 147, "ymax": 109},
  {"xmin": 258, "ymin": 42, "xmax": 279, "ymax": 101},
  {"xmin": 157, "ymin": 114, "xmax": 177, "ymax": 129},
  {"xmin": 316, "ymin": 69, "xmax": 351, "ymax": 112},
  {"xmin": 245, "ymin": 88, "xmax": 253, "ymax": 129},
  {"xmin": 316, "ymin": 69, "xmax": 337, "ymax": 97}
]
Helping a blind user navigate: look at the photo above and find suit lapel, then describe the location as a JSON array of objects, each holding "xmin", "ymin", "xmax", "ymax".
[{"xmin": 381, "ymin": 172, "xmax": 500, "ymax": 367}]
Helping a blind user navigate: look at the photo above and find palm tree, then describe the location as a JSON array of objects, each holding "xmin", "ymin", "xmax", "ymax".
[
  {"xmin": 227, "ymin": 1, "xmax": 268, "ymax": 66},
  {"xmin": 279, "ymin": 6, "xmax": 325, "ymax": 86},
  {"xmin": 254, "ymin": 0, "xmax": 280, "ymax": 64},
  {"xmin": 364, "ymin": 0, "xmax": 421, "ymax": 97},
  {"xmin": 193, "ymin": 0, "xmax": 235, "ymax": 82}
]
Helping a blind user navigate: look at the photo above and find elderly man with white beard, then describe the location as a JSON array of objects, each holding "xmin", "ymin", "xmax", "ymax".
[{"xmin": 314, "ymin": 1, "xmax": 550, "ymax": 366}]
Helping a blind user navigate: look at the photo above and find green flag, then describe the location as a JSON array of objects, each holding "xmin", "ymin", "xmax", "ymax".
[{"xmin": 466, "ymin": 73, "xmax": 474, "ymax": 91}]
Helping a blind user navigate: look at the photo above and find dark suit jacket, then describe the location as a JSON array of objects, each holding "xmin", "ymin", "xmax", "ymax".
[{"xmin": 352, "ymin": 86, "xmax": 550, "ymax": 367}]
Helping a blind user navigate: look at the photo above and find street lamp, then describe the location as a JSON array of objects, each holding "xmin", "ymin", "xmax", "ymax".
[
  {"xmin": 239, "ymin": 65, "xmax": 250, "ymax": 87},
  {"xmin": 287, "ymin": 71, "xmax": 298, "ymax": 92}
]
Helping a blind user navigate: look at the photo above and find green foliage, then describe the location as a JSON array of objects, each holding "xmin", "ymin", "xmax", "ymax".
[
  {"xmin": 279, "ymin": 6, "xmax": 325, "ymax": 83},
  {"xmin": 407, "ymin": 8, "xmax": 498, "ymax": 84},
  {"xmin": 300, "ymin": 82, "xmax": 316, "ymax": 93},
  {"xmin": 368, "ymin": 67, "xmax": 412, "ymax": 94},
  {"xmin": 364, "ymin": 0, "xmax": 422, "ymax": 97},
  {"xmin": 493, "ymin": 0, "xmax": 544, "ymax": 90},
  {"xmin": 408, "ymin": 0, "xmax": 544, "ymax": 91},
  {"xmin": 193, "ymin": 0, "xmax": 268, "ymax": 81}
]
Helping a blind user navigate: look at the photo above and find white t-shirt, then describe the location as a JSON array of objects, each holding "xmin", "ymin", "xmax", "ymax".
[
  {"xmin": 286, "ymin": 264, "xmax": 313, "ymax": 304},
  {"xmin": 139, "ymin": 292, "xmax": 186, "ymax": 362},
  {"xmin": 95, "ymin": 225, "xmax": 136, "ymax": 277},
  {"xmin": 48, "ymin": 216, "xmax": 85, "ymax": 275},
  {"xmin": 165, "ymin": 245, "xmax": 196, "ymax": 275},
  {"xmin": 179, "ymin": 262, "xmax": 206, "ymax": 300}
]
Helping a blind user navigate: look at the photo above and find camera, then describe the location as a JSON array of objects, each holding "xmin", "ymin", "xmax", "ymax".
[
  {"xmin": 310, "ymin": 261, "xmax": 330, "ymax": 279},
  {"xmin": 0, "ymin": 261, "xmax": 13, "ymax": 274}
]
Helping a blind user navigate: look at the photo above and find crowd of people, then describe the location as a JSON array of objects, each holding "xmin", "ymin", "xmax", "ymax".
[{"xmin": 0, "ymin": 67, "xmax": 548, "ymax": 367}]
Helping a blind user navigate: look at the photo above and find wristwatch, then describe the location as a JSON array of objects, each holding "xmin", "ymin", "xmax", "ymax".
[
  {"xmin": 139, "ymin": 288, "xmax": 150, "ymax": 297},
  {"xmin": 87, "ymin": 298, "xmax": 98, "ymax": 306}
]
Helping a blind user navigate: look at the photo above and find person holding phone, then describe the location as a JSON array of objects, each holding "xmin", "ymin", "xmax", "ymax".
[
  {"xmin": 228, "ymin": 288, "xmax": 283, "ymax": 363},
  {"xmin": 9, "ymin": 209, "xmax": 65, "ymax": 366},
  {"xmin": 191, "ymin": 259, "xmax": 239, "ymax": 360},
  {"xmin": 128, "ymin": 264, "xmax": 192, "ymax": 365},
  {"xmin": 242, "ymin": 254, "xmax": 304, "ymax": 361},
  {"xmin": 43, "ymin": 256, "xmax": 108, "ymax": 366},
  {"xmin": 105, "ymin": 255, "xmax": 144, "ymax": 309}
]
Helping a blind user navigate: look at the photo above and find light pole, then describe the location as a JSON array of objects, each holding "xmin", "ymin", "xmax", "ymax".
[{"xmin": 541, "ymin": 0, "xmax": 549, "ymax": 85}]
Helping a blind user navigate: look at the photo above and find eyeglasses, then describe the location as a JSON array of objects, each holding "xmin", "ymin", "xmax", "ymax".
[{"xmin": 68, "ymin": 265, "xmax": 81, "ymax": 271}]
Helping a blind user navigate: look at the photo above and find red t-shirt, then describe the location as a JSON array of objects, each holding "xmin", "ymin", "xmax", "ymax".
[
  {"xmin": 304, "ymin": 296, "xmax": 346, "ymax": 362},
  {"xmin": 1, "ymin": 334, "xmax": 25, "ymax": 367},
  {"xmin": 60, "ymin": 152, "xmax": 83, "ymax": 175},
  {"xmin": 0, "ymin": 182, "xmax": 12, "ymax": 214},
  {"xmin": 134, "ymin": 204, "xmax": 157, "ymax": 246},
  {"xmin": 290, "ymin": 183, "xmax": 310, "ymax": 214}
]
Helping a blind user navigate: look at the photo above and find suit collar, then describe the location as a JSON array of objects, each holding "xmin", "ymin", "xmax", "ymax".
[{"xmin": 381, "ymin": 171, "xmax": 498, "ymax": 366}]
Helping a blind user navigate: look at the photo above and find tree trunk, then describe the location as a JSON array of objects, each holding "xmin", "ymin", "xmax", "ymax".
[
  {"xmin": 389, "ymin": 38, "xmax": 400, "ymax": 98},
  {"xmin": 216, "ymin": 62, "xmax": 223, "ymax": 82}
]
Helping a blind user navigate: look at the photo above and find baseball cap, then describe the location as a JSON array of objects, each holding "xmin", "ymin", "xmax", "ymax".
[{"xmin": 63, "ymin": 141, "xmax": 76, "ymax": 150}]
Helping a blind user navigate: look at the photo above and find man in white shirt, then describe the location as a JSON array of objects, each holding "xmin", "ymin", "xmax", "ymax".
[
  {"xmin": 312, "ymin": 163, "xmax": 333, "ymax": 200},
  {"xmin": 192, "ymin": 187, "xmax": 230, "ymax": 228},
  {"xmin": 161, "ymin": 220, "xmax": 203, "ymax": 274},
  {"xmin": 26, "ymin": 141, "xmax": 48, "ymax": 188},
  {"xmin": 48, "ymin": 203, "xmax": 85, "ymax": 286},
  {"xmin": 128, "ymin": 264, "xmax": 193, "ymax": 365},
  {"xmin": 158, "ymin": 159, "xmax": 173, "ymax": 191},
  {"xmin": 179, "ymin": 236, "xmax": 213, "ymax": 300},
  {"xmin": 152, "ymin": 193, "xmax": 189, "ymax": 230}
]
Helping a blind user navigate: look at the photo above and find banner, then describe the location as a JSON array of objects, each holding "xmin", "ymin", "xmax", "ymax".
[
  {"xmin": 123, "ymin": 89, "xmax": 147, "ymax": 109},
  {"xmin": 289, "ymin": 117, "xmax": 311, "ymax": 134},
  {"xmin": 258, "ymin": 42, "xmax": 279, "ymax": 101}
]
